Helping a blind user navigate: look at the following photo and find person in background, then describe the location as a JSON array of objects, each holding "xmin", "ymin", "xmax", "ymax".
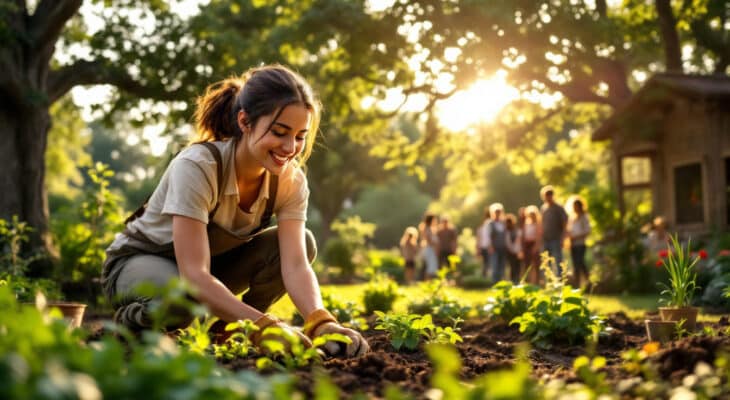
[
  {"xmin": 540, "ymin": 185, "xmax": 568, "ymax": 277},
  {"xmin": 486, "ymin": 203, "xmax": 508, "ymax": 283},
  {"xmin": 399, "ymin": 226, "xmax": 419, "ymax": 284},
  {"xmin": 437, "ymin": 216, "xmax": 458, "ymax": 269},
  {"xmin": 522, "ymin": 205, "xmax": 542, "ymax": 285},
  {"xmin": 567, "ymin": 198, "xmax": 591, "ymax": 288},
  {"xmin": 504, "ymin": 213, "xmax": 523, "ymax": 284},
  {"xmin": 476, "ymin": 208, "xmax": 492, "ymax": 279},
  {"xmin": 101, "ymin": 64, "xmax": 368, "ymax": 357},
  {"xmin": 645, "ymin": 216, "xmax": 670, "ymax": 254},
  {"xmin": 419, "ymin": 213, "xmax": 440, "ymax": 280}
]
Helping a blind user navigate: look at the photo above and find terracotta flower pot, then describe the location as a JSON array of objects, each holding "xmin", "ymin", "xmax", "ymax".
[
  {"xmin": 47, "ymin": 302, "xmax": 87, "ymax": 328},
  {"xmin": 658, "ymin": 306, "xmax": 699, "ymax": 331},
  {"xmin": 645, "ymin": 319, "xmax": 677, "ymax": 343}
]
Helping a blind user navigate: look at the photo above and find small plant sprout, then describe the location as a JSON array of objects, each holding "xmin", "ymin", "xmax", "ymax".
[
  {"xmin": 255, "ymin": 326, "xmax": 351, "ymax": 371},
  {"xmin": 212, "ymin": 319, "xmax": 258, "ymax": 360}
]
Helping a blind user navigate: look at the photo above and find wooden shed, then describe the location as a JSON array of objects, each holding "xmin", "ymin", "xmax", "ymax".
[{"xmin": 592, "ymin": 73, "xmax": 730, "ymax": 234}]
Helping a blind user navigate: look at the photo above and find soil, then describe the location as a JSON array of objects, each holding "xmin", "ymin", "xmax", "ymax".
[{"xmin": 219, "ymin": 312, "xmax": 730, "ymax": 399}]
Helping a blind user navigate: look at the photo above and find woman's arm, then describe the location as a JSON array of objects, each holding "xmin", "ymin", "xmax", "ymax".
[
  {"xmin": 277, "ymin": 219, "xmax": 323, "ymax": 318},
  {"xmin": 172, "ymin": 215, "xmax": 265, "ymax": 322}
]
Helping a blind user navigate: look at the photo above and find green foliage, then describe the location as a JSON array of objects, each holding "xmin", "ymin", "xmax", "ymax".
[
  {"xmin": 509, "ymin": 256, "xmax": 604, "ymax": 349},
  {"xmin": 368, "ymin": 249, "xmax": 405, "ymax": 283},
  {"xmin": 323, "ymin": 216, "xmax": 376, "ymax": 279},
  {"xmin": 255, "ymin": 327, "xmax": 350, "ymax": 372},
  {"xmin": 0, "ymin": 216, "xmax": 59, "ymax": 302},
  {"xmin": 51, "ymin": 163, "xmax": 125, "ymax": 301},
  {"xmin": 0, "ymin": 284, "xmax": 298, "ymax": 399},
  {"xmin": 374, "ymin": 312, "xmax": 462, "ymax": 351},
  {"xmin": 291, "ymin": 291, "xmax": 368, "ymax": 331},
  {"xmin": 483, "ymin": 281, "xmax": 541, "ymax": 323},
  {"xmin": 659, "ymin": 235, "xmax": 700, "ymax": 307},
  {"xmin": 212, "ymin": 319, "xmax": 259, "ymax": 360},
  {"xmin": 362, "ymin": 273, "xmax": 400, "ymax": 315},
  {"xmin": 408, "ymin": 268, "xmax": 471, "ymax": 324},
  {"xmin": 340, "ymin": 180, "xmax": 431, "ymax": 249},
  {"xmin": 0, "ymin": 215, "xmax": 40, "ymax": 276},
  {"xmin": 45, "ymin": 95, "xmax": 92, "ymax": 198}
]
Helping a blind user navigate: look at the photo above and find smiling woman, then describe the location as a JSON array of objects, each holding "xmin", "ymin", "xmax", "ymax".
[{"xmin": 436, "ymin": 75, "xmax": 520, "ymax": 133}]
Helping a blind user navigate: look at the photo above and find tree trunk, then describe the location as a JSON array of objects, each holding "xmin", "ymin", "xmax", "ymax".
[
  {"xmin": 0, "ymin": 103, "xmax": 57, "ymax": 273},
  {"xmin": 656, "ymin": 0, "xmax": 683, "ymax": 72}
]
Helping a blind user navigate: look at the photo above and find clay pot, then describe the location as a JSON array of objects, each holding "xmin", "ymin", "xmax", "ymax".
[
  {"xmin": 658, "ymin": 306, "xmax": 699, "ymax": 331},
  {"xmin": 47, "ymin": 302, "xmax": 87, "ymax": 328},
  {"xmin": 645, "ymin": 319, "xmax": 677, "ymax": 343}
]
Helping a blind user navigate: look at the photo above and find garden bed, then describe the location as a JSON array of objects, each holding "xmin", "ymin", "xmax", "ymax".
[{"xmin": 219, "ymin": 313, "xmax": 730, "ymax": 399}]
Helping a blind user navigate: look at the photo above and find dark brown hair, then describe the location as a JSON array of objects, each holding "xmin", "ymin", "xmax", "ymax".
[{"xmin": 193, "ymin": 64, "xmax": 321, "ymax": 164}]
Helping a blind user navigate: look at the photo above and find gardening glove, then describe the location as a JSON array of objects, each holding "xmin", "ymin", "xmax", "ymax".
[
  {"xmin": 304, "ymin": 309, "xmax": 370, "ymax": 357},
  {"xmin": 249, "ymin": 314, "xmax": 312, "ymax": 354}
]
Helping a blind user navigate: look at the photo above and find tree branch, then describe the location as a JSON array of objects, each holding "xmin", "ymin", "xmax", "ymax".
[
  {"xmin": 655, "ymin": 0, "xmax": 683, "ymax": 72},
  {"xmin": 595, "ymin": 0, "xmax": 607, "ymax": 18},
  {"xmin": 47, "ymin": 60, "xmax": 184, "ymax": 104},
  {"xmin": 28, "ymin": 0, "xmax": 81, "ymax": 57}
]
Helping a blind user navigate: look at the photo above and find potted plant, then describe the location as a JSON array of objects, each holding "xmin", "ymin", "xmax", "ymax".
[{"xmin": 657, "ymin": 234, "xmax": 702, "ymax": 331}]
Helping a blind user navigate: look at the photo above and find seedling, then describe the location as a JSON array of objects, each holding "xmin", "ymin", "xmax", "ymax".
[
  {"xmin": 255, "ymin": 326, "xmax": 351, "ymax": 371},
  {"xmin": 375, "ymin": 312, "xmax": 462, "ymax": 351}
]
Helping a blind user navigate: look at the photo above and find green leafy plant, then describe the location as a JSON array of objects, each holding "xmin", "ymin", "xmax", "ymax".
[
  {"xmin": 0, "ymin": 216, "xmax": 60, "ymax": 302},
  {"xmin": 510, "ymin": 262, "xmax": 604, "ymax": 349},
  {"xmin": 362, "ymin": 273, "xmax": 400, "ymax": 315},
  {"xmin": 255, "ymin": 326, "xmax": 351, "ymax": 371},
  {"xmin": 210, "ymin": 319, "xmax": 260, "ymax": 360},
  {"xmin": 52, "ymin": 163, "xmax": 125, "ymax": 301},
  {"xmin": 374, "ymin": 312, "xmax": 462, "ymax": 351},
  {"xmin": 658, "ymin": 235, "xmax": 700, "ymax": 307},
  {"xmin": 323, "ymin": 216, "xmax": 376, "ymax": 280},
  {"xmin": 482, "ymin": 280, "xmax": 540, "ymax": 323}
]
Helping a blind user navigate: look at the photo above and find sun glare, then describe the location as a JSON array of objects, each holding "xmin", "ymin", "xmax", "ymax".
[{"xmin": 436, "ymin": 76, "xmax": 519, "ymax": 133}]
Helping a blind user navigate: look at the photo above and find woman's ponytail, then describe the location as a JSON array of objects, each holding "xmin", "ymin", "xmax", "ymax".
[{"xmin": 193, "ymin": 78, "xmax": 242, "ymax": 142}]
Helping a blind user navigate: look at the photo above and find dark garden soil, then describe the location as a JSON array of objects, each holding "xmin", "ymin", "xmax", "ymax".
[{"xmin": 218, "ymin": 313, "xmax": 730, "ymax": 399}]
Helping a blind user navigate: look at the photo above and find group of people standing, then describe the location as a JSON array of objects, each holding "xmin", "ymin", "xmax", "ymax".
[
  {"xmin": 399, "ymin": 214, "xmax": 458, "ymax": 284},
  {"xmin": 476, "ymin": 185, "xmax": 592, "ymax": 288}
]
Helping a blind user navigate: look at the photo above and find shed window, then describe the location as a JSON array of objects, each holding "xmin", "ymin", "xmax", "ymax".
[
  {"xmin": 674, "ymin": 163, "xmax": 704, "ymax": 224},
  {"xmin": 621, "ymin": 157, "xmax": 651, "ymax": 186}
]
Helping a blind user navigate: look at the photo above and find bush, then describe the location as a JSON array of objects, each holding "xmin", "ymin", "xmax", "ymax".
[
  {"xmin": 458, "ymin": 275, "xmax": 492, "ymax": 289},
  {"xmin": 322, "ymin": 216, "xmax": 376, "ymax": 281},
  {"xmin": 368, "ymin": 249, "xmax": 405, "ymax": 282},
  {"xmin": 483, "ymin": 280, "xmax": 540, "ymax": 323},
  {"xmin": 362, "ymin": 273, "xmax": 400, "ymax": 315}
]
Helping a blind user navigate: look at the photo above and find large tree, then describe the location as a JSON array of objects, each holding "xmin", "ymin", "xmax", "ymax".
[{"xmin": 0, "ymin": 0, "xmax": 413, "ymax": 262}]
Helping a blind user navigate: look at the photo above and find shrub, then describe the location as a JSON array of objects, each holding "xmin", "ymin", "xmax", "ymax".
[
  {"xmin": 368, "ymin": 248, "xmax": 404, "ymax": 283},
  {"xmin": 362, "ymin": 273, "xmax": 400, "ymax": 315},
  {"xmin": 323, "ymin": 216, "xmax": 376, "ymax": 280}
]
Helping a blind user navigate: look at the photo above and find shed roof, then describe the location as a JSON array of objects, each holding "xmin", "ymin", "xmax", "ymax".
[{"xmin": 592, "ymin": 73, "xmax": 730, "ymax": 141}]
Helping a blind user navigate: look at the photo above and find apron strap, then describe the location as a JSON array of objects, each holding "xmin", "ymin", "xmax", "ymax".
[
  {"xmin": 249, "ymin": 174, "xmax": 278, "ymax": 236},
  {"xmin": 123, "ymin": 142, "xmax": 225, "ymax": 225}
]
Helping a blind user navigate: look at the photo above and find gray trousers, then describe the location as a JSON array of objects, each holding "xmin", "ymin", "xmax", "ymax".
[{"xmin": 106, "ymin": 227, "xmax": 316, "ymax": 331}]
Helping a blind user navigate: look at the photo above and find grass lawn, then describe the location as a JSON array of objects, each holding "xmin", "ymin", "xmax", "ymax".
[{"xmin": 267, "ymin": 282, "xmax": 718, "ymax": 323}]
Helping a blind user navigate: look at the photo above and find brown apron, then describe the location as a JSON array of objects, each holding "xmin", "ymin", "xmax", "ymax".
[{"xmin": 101, "ymin": 141, "xmax": 278, "ymax": 298}]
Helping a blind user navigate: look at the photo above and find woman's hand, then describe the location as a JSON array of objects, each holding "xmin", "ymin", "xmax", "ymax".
[
  {"xmin": 303, "ymin": 309, "xmax": 369, "ymax": 357},
  {"xmin": 312, "ymin": 322, "xmax": 369, "ymax": 357},
  {"xmin": 249, "ymin": 314, "xmax": 312, "ymax": 353}
]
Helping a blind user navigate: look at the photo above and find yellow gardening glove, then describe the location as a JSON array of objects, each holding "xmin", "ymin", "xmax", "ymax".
[{"xmin": 304, "ymin": 309, "xmax": 370, "ymax": 357}]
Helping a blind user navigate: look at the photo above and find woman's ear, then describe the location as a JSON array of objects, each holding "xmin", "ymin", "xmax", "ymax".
[{"xmin": 237, "ymin": 110, "xmax": 250, "ymax": 134}]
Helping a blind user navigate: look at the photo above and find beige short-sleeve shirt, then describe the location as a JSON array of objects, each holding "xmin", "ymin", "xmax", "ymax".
[{"xmin": 108, "ymin": 139, "xmax": 308, "ymax": 250}]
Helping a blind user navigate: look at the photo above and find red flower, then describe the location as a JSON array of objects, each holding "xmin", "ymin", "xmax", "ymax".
[
  {"xmin": 655, "ymin": 259, "xmax": 664, "ymax": 268},
  {"xmin": 698, "ymin": 249, "xmax": 708, "ymax": 260},
  {"xmin": 658, "ymin": 249, "xmax": 669, "ymax": 258}
]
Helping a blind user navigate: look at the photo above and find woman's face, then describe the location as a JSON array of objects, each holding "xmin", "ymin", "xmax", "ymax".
[{"xmin": 240, "ymin": 104, "xmax": 311, "ymax": 175}]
